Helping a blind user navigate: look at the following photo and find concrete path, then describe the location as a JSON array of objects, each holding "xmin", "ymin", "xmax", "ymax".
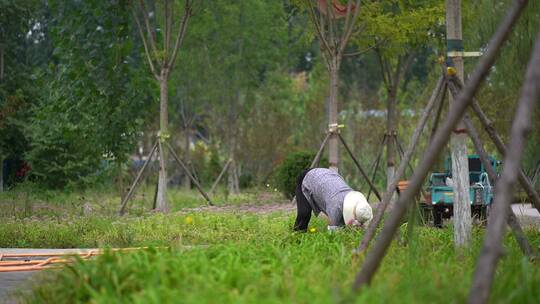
[
  {"xmin": 0, "ymin": 248, "xmax": 96, "ymax": 303},
  {"xmin": 511, "ymin": 203, "xmax": 540, "ymax": 227}
]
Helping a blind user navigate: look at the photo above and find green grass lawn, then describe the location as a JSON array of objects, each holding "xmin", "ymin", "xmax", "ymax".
[
  {"xmin": 0, "ymin": 183, "xmax": 280, "ymax": 219},
  {"xmin": 1, "ymin": 205, "xmax": 539, "ymax": 303}
]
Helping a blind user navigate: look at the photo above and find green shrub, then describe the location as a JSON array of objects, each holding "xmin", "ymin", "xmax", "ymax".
[{"xmin": 274, "ymin": 151, "xmax": 327, "ymax": 199}]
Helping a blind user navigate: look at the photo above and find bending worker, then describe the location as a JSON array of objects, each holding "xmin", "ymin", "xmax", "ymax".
[{"xmin": 293, "ymin": 168, "xmax": 373, "ymax": 232}]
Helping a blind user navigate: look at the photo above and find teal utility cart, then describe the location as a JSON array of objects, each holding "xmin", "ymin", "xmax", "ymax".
[{"xmin": 424, "ymin": 155, "xmax": 498, "ymax": 227}]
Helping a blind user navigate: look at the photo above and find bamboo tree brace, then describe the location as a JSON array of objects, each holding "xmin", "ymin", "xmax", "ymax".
[{"xmin": 446, "ymin": 44, "xmax": 482, "ymax": 135}]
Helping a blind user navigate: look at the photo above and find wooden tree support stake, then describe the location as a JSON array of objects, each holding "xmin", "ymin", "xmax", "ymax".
[
  {"xmin": 352, "ymin": 0, "xmax": 527, "ymax": 290},
  {"xmin": 119, "ymin": 140, "xmax": 159, "ymax": 215},
  {"xmin": 447, "ymin": 80, "xmax": 534, "ymax": 257},
  {"xmin": 366, "ymin": 135, "xmax": 386, "ymax": 201},
  {"xmin": 461, "ymin": 113, "xmax": 534, "ymax": 258},
  {"xmin": 119, "ymin": 137, "xmax": 215, "ymax": 214},
  {"xmin": 468, "ymin": 23, "xmax": 540, "ymax": 304},
  {"xmin": 469, "ymin": 100, "xmax": 540, "ymax": 214},
  {"xmin": 448, "ymin": 72, "xmax": 540, "ymax": 215},
  {"xmin": 310, "ymin": 132, "xmax": 331, "ymax": 169},
  {"xmin": 337, "ymin": 133, "xmax": 382, "ymax": 201},
  {"xmin": 210, "ymin": 158, "xmax": 232, "ymax": 194},
  {"xmin": 357, "ymin": 75, "xmax": 445, "ymax": 253},
  {"xmin": 166, "ymin": 142, "xmax": 214, "ymax": 206}
]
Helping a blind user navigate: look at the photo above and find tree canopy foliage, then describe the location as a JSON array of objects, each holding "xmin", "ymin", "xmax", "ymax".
[{"xmin": 1, "ymin": 0, "xmax": 539, "ymax": 191}]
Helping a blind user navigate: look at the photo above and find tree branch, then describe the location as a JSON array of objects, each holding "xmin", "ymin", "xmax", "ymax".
[
  {"xmin": 375, "ymin": 48, "xmax": 389, "ymax": 88},
  {"xmin": 168, "ymin": 0, "xmax": 193, "ymax": 72},
  {"xmin": 341, "ymin": 0, "xmax": 354, "ymax": 43},
  {"xmin": 305, "ymin": 0, "xmax": 332, "ymax": 57},
  {"xmin": 339, "ymin": 0, "xmax": 361, "ymax": 56},
  {"xmin": 132, "ymin": 8, "xmax": 158, "ymax": 79},
  {"xmin": 164, "ymin": 0, "xmax": 172, "ymax": 61},
  {"xmin": 138, "ymin": 0, "xmax": 159, "ymax": 60},
  {"xmin": 343, "ymin": 38, "xmax": 387, "ymax": 57}
]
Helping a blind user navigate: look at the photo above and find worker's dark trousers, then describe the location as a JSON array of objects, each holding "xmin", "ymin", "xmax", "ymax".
[{"xmin": 293, "ymin": 169, "xmax": 313, "ymax": 232}]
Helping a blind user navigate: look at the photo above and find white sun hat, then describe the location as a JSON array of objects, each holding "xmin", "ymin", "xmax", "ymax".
[{"xmin": 343, "ymin": 191, "xmax": 373, "ymax": 226}]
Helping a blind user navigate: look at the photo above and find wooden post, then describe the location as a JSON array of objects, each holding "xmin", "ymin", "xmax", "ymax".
[
  {"xmin": 210, "ymin": 158, "xmax": 232, "ymax": 194},
  {"xmin": 289, "ymin": 132, "xmax": 332, "ymax": 206},
  {"xmin": 367, "ymin": 135, "xmax": 387, "ymax": 201},
  {"xmin": 449, "ymin": 74, "xmax": 540, "ymax": 215},
  {"xmin": 469, "ymin": 100, "xmax": 540, "ymax": 214},
  {"xmin": 338, "ymin": 133, "xmax": 382, "ymax": 201},
  {"xmin": 461, "ymin": 114, "xmax": 534, "ymax": 257},
  {"xmin": 395, "ymin": 137, "xmax": 415, "ymax": 174},
  {"xmin": 468, "ymin": 25, "xmax": 540, "ymax": 304},
  {"xmin": 166, "ymin": 142, "xmax": 214, "ymax": 206},
  {"xmin": 352, "ymin": 0, "xmax": 528, "ymax": 290},
  {"xmin": 447, "ymin": 0, "xmax": 472, "ymax": 247},
  {"xmin": 310, "ymin": 132, "xmax": 331, "ymax": 169},
  {"xmin": 430, "ymin": 85, "xmax": 447, "ymax": 143},
  {"xmin": 448, "ymin": 81, "xmax": 534, "ymax": 257},
  {"xmin": 119, "ymin": 140, "xmax": 159, "ymax": 215},
  {"xmin": 358, "ymin": 75, "xmax": 445, "ymax": 253}
]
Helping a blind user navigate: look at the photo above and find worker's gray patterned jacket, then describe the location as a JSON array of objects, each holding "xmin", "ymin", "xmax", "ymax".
[{"xmin": 301, "ymin": 168, "xmax": 353, "ymax": 226}]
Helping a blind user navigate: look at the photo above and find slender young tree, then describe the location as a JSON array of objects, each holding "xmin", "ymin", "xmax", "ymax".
[
  {"xmin": 304, "ymin": 0, "xmax": 362, "ymax": 171},
  {"xmin": 132, "ymin": 0, "xmax": 195, "ymax": 211}
]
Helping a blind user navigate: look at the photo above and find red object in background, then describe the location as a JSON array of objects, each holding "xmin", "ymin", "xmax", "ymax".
[
  {"xmin": 317, "ymin": 0, "xmax": 356, "ymax": 18},
  {"xmin": 16, "ymin": 162, "xmax": 31, "ymax": 178}
]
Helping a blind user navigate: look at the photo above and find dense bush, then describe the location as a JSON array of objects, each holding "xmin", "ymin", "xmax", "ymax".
[{"xmin": 274, "ymin": 151, "xmax": 327, "ymax": 199}]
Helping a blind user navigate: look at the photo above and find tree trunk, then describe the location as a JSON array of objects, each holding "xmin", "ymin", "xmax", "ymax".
[
  {"xmin": 183, "ymin": 126, "xmax": 191, "ymax": 190},
  {"xmin": 386, "ymin": 85, "xmax": 398, "ymax": 202},
  {"xmin": 446, "ymin": 0, "xmax": 471, "ymax": 247},
  {"xmin": 117, "ymin": 161, "xmax": 124, "ymax": 199},
  {"xmin": 386, "ymin": 83, "xmax": 400, "ymax": 204},
  {"xmin": 328, "ymin": 61, "xmax": 340, "ymax": 171},
  {"xmin": 227, "ymin": 126, "xmax": 240, "ymax": 194},
  {"xmin": 155, "ymin": 75, "xmax": 169, "ymax": 212}
]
